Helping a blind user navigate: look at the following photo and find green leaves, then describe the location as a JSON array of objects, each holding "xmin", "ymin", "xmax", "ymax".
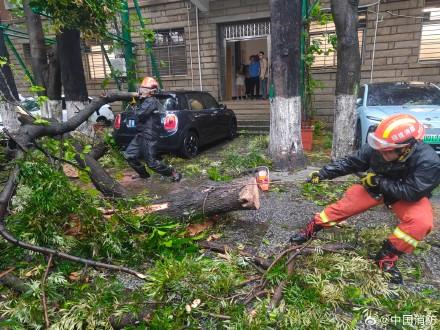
[
  {"xmin": 33, "ymin": 117, "xmax": 50, "ymax": 126},
  {"xmin": 29, "ymin": 0, "xmax": 124, "ymax": 36}
]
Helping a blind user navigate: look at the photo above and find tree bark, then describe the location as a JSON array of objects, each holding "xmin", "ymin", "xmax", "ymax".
[
  {"xmin": 57, "ymin": 29, "xmax": 88, "ymax": 103},
  {"xmin": 46, "ymin": 44, "xmax": 62, "ymax": 101},
  {"xmin": 23, "ymin": 4, "xmax": 62, "ymax": 119},
  {"xmin": 74, "ymin": 142, "xmax": 129, "ymax": 198},
  {"xmin": 57, "ymin": 28, "xmax": 89, "ymax": 132},
  {"xmin": 269, "ymin": 0, "xmax": 307, "ymax": 171},
  {"xmin": 23, "ymin": 0, "xmax": 48, "ymax": 91},
  {"xmin": 330, "ymin": 0, "xmax": 361, "ymax": 160},
  {"xmin": 117, "ymin": 177, "xmax": 260, "ymax": 219},
  {"xmin": 0, "ymin": 21, "xmax": 20, "ymax": 133}
]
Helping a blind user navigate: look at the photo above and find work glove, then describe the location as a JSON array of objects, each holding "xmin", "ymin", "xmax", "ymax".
[
  {"xmin": 360, "ymin": 172, "xmax": 382, "ymax": 195},
  {"xmin": 307, "ymin": 171, "xmax": 324, "ymax": 184}
]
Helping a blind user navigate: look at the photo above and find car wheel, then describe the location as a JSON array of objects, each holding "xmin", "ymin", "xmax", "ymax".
[
  {"xmin": 228, "ymin": 119, "xmax": 238, "ymax": 140},
  {"xmin": 354, "ymin": 120, "xmax": 362, "ymax": 150},
  {"xmin": 180, "ymin": 130, "xmax": 199, "ymax": 158}
]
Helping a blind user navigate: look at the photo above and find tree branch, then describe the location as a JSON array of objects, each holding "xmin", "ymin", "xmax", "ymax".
[
  {"xmin": 41, "ymin": 254, "xmax": 53, "ymax": 328},
  {"xmin": 0, "ymin": 161, "xmax": 146, "ymax": 280}
]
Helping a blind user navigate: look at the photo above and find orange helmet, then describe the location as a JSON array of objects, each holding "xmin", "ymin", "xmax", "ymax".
[
  {"xmin": 139, "ymin": 77, "xmax": 158, "ymax": 97},
  {"xmin": 367, "ymin": 114, "xmax": 425, "ymax": 151}
]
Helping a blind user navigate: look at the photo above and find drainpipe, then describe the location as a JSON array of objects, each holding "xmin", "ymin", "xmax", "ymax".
[
  {"xmin": 187, "ymin": 2, "xmax": 195, "ymax": 89},
  {"xmin": 370, "ymin": 0, "xmax": 381, "ymax": 83},
  {"xmin": 196, "ymin": 7, "xmax": 203, "ymax": 91}
]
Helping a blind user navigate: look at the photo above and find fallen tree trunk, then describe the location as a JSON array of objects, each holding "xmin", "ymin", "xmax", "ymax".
[{"xmin": 108, "ymin": 177, "xmax": 260, "ymax": 219}]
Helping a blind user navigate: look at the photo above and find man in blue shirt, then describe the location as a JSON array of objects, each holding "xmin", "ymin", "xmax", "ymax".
[{"xmin": 248, "ymin": 55, "xmax": 260, "ymax": 99}]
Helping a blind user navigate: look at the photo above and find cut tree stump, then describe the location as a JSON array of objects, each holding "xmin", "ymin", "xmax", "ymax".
[{"xmin": 107, "ymin": 177, "xmax": 261, "ymax": 219}]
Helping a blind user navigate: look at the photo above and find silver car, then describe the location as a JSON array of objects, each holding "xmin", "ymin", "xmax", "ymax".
[{"xmin": 356, "ymin": 82, "xmax": 440, "ymax": 154}]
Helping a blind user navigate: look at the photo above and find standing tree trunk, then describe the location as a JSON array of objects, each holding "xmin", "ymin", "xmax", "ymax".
[
  {"xmin": 23, "ymin": 1, "xmax": 62, "ymax": 121},
  {"xmin": 330, "ymin": 0, "xmax": 361, "ymax": 160},
  {"xmin": 23, "ymin": 0, "xmax": 47, "ymax": 90},
  {"xmin": 269, "ymin": 0, "xmax": 307, "ymax": 171},
  {"xmin": 57, "ymin": 29, "xmax": 90, "ymax": 133},
  {"xmin": 0, "ymin": 22, "xmax": 20, "ymax": 133}
]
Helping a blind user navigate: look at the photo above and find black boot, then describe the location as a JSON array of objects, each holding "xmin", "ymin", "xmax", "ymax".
[
  {"xmin": 374, "ymin": 240, "xmax": 403, "ymax": 284},
  {"xmin": 127, "ymin": 160, "xmax": 150, "ymax": 179},
  {"xmin": 289, "ymin": 219, "xmax": 323, "ymax": 244},
  {"xmin": 171, "ymin": 171, "xmax": 182, "ymax": 182}
]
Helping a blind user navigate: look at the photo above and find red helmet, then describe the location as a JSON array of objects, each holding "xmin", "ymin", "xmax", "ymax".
[{"xmin": 367, "ymin": 114, "xmax": 425, "ymax": 151}]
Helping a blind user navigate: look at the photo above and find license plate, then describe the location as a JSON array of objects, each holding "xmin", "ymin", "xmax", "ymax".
[
  {"xmin": 423, "ymin": 135, "xmax": 440, "ymax": 144},
  {"xmin": 127, "ymin": 119, "xmax": 136, "ymax": 128}
]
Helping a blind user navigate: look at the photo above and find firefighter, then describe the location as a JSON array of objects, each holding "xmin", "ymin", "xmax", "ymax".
[
  {"xmin": 290, "ymin": 114, "xmax": 440, "ymax": 283},
  {"xmin": 123, "ymin": 77, "xmax": 182, "ymax": 182}
]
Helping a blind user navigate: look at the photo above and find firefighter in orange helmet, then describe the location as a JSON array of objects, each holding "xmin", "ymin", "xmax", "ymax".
[
  {"xmin": 123, "ymin": 77, "xmax": 182, "ymax": 182},
  {"xmin": 290, "ymin": 114, "xmax": 440, "ymax": 283}
]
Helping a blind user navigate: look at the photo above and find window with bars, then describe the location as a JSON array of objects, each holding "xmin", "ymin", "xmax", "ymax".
[
  {"xmin": 153, "ymin": 28, "xmax": 187, "ymax": 76},
  {"xmin": 309, "ymin": 10, "xmax": 366, "ymax": 68},
  {"xmin": 86, "ymin": 45, "xmax": 127, "ymax": 80},
  {"xmin": 419, "ymin": 1, "xmax": 440, "ymax": 62}
]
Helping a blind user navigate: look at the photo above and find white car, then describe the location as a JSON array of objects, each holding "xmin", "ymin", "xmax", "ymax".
[
  {"xmin": 61, "ymin": 96, "xmax": 114, "ymax": 125},
  {"xmin": 356, "ymin": 82, "xmax": 440, "ymax": 154}
]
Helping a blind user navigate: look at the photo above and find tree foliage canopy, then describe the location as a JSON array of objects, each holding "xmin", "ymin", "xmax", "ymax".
[{"xmin": 27, "ymin": 0, "xmax": 124, "ymax": 35}]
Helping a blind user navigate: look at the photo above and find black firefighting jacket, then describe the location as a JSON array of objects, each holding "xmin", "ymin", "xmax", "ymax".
[
  {"xmin": 135, "ymin": 97, "xmax": 163, "ymax": 140},
  {"xmin": 318, "ymin": 142, "xmax": 440, "ymax": 204}
]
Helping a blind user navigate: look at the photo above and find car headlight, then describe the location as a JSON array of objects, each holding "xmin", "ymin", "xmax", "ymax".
[{"xmin": 366, "ymin": 115, "xmax": 383, "ymax": 122}]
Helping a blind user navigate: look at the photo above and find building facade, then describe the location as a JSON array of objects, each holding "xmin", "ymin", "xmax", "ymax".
[{"xmin": 3, "ymin": 0, "xmax": 440, "ymax": 127}]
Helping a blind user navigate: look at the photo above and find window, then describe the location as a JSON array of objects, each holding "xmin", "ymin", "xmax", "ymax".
[
  {"xmin": 419, "ymin": 1, "xmax": 440, "ymax": 62},
  {"xmin": 187, "ymin": 93, "xmax": 205, "ymax": 111},
  {"xmin": 86, "ymin": 45, "xmax": 126, "ymax": 80},
  {"xmin": 310, "ymin": 10, "xmax": 366, "ymax": 68},
  {"xmin": 367, "ymin": 83, "xmax": 440, "ymax": 106},
  {"xmin": 201, "ymin": 93, "xmax": 219, "ymax": 109},
  {"xmin": 153, "ymin": 28, "xmax": 187, "ymax": 76},
  {"xmin": 157, "ymin": 95, "xmax": 178, "ymax": 110}
]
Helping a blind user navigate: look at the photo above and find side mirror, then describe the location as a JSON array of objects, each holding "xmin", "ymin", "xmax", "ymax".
[
  {"xmin": 219, "ymin": 104, "xmax": 226, "ymax": 110},
  {"xmin": 356, "ymin": 98, "xmax": 363, "ymax": 105}
]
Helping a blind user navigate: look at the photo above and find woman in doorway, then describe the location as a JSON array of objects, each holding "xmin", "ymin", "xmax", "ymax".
[{"xmin": 236, "ymin": 65, "xmax": 245, "ymax": 100}]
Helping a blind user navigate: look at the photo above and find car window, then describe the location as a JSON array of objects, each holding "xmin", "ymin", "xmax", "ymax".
[
  {"xmin": 157, "ymin": 96, "xmax": 178, "ymax": 110},
  {"xmin": 187, "ymin": 93, "xmax": 205, "ymax": 111},
  {"xmin": 367, "ymin": 84, "xmax": 440, "ymax": 106},
  {"xmin": 201, "ymin": 93, "xmax": 219, "ymax": 110}
]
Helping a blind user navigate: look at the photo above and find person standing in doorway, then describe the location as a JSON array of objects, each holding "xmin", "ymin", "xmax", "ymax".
[
  {"xmin": 236, "ymin": 65, "xmax": 245, "ymax": 100},
  {"xmin": 248, "ymin": 55, "xmax": 260, "ymax": 99},
  {"xmin": 259, "ymin": 51, "xmax": 268, "ymax": 99}
]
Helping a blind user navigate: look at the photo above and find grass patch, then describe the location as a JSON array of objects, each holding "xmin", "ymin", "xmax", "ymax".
[{"xmin": 163, "ymin": 135, "xmax": 271, "ymax": 181}]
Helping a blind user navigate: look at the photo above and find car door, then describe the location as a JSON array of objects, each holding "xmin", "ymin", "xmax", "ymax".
[
  {"xmin": 201, "ymin": 92, "xmax": 228, "ymax": 138},
  {"xmin": 186, "ymin": 92, "xmax": 215, "ymax": 144}
]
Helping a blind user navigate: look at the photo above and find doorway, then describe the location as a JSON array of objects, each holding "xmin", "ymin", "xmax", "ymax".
[
  {"xmin": 225, "ymin": 38, "xmax": 269, "ymax": 100},
  {"xmin": 219, "ymin": 20, "xmax": 271, "ymax": 101}
]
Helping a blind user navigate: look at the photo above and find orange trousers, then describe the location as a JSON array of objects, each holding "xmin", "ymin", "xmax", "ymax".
[{"xmin": 314, "ymin": 184, "xmax": 433, "ymax": 253}]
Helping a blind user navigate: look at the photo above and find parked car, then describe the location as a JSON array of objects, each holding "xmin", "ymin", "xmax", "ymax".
[
  {"xmin": 61, "ymin": 96, "xmax": 114, "ymax": 125},
  {"xmin": 356, "ymin": 82, "xmax": 440, "ymax": 154},
  {"xmin": 113, "ymin": 91, "xmax": 238, "ymax": 158}
]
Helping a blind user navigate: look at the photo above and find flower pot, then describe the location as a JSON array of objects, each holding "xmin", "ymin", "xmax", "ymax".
[{"xmin": 301, "ymin": 126, "xmax": 314, "ymax": 151}]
